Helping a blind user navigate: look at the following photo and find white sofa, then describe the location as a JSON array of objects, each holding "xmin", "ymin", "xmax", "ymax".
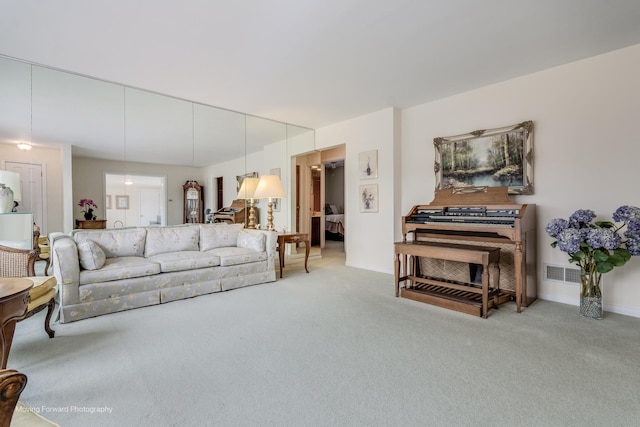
[{"xmin": 50, "ymin": 223, "xmax": 277, "ymax": 323}]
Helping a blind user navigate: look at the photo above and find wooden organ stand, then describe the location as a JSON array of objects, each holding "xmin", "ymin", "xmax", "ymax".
[
  {"xmin": 213, "ymin": 200, "xmax": 256, "ymax": 225},
  {"xmin": 399, "ymin": 186, "xmax": 536, "ymax": 314}
]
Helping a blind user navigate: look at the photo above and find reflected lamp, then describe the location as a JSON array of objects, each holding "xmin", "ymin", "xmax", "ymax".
[
  {"xmin": 236, "ymin": 177, "xmax": 259, "ymax": 229},
  {"xmin": 253, "ymin": 175, "xmax": 286, "ymax": 231}
]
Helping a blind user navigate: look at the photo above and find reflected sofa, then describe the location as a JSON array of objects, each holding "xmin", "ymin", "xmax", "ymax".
[{"xmin": 50, "ymin": 223, "xmax": 277, "ymax": 323}]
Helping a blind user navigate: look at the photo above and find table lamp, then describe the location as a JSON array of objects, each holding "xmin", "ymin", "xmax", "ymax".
[
  {"xmin": 237, "ymin": 177, "xmax": 259, "ymax": 229},
  {"xmin": 253, "ymin": 175, "xmax": 286, "ymax": 231},
  {"xmin": 0, "ymin": 170, "xmax": 21, "ymax": 213}
]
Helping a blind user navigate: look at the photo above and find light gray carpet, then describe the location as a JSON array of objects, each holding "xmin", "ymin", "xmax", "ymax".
[{"xmin": 12, "ymin": 243, "xmax": 640, "ymax": 426}]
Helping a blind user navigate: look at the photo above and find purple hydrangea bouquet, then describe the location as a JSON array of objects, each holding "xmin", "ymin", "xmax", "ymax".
[
  {"xmin": 545, "ymin": 206, "xmax": 640, "ymax": 318},
  {"xmin": 78, "ymin": 198, "xmax": 98, "ymax": 220}
]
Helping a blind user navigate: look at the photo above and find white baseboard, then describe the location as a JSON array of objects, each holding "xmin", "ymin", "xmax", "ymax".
[{"xmin": 538, "ymin": 292, "xmax": 640, "ymax": 318}]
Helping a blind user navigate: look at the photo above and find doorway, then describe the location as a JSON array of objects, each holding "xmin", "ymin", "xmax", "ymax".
[
  {"xmin": 323, "ymin": 160, "xmax": 344, "ymax": 253},
  {"xmin": 5, "ymin": 161, "xmax": 46, "ymax": 233},
  {"xmin": 105, "ymin": 173, "xmax": 166, "ymax": 228},
  {"xmin": 293, "ymin": 145, "xmax": 345, "ymax": 256}
]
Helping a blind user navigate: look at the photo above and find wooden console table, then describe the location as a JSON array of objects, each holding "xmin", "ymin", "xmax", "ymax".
[
  {"xmin": 75, "ymin": 219, "xmax": 107, "ymax": 229},
  {"xmin": 394, "ymin": 241, "xmax": 502, "ymax": 318},
  {"xmin": 0, "ymin": 278, "xmax": 33, "ymax": 369},
  {"xmin": 277, "ymin": 233, "xmax": 310, "ymax": 278}
]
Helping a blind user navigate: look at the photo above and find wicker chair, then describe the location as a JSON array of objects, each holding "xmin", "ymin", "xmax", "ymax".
[{"xmin": 0, "ymin": 244, "xmax": 56, "ymax": 338}]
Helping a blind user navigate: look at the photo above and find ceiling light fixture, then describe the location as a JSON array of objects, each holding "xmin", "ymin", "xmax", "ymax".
[{"xmin": 17, "ymin": 142, "xmax": 32, "ymax": 151}]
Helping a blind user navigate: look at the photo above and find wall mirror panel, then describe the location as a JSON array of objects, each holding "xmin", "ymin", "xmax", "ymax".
[
  {"xmin": 0, "ymin": 58, "xmax": 31, "ymax": 142},
  {"xmin": 125, "ymin": 88, "xmax": 193, "ymax": 165},
  {"xmin": 0, "ymin": 54, "xmax": 314, "ymax": 229},
  {"xmin": 33, "ymin": 65, "xmax": 125, "ymax": 158},
  {"xmin": 246, "ymin": 115, "xmax": 287, "ymax": 157},
  {"xmin": 194, "ymin": 104, "xmax": 245, "ymax": 168}
]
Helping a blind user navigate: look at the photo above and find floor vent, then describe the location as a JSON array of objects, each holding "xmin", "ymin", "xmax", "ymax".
[{"xmin": 544, "ymin": 264, "xmax": 581, "ymax": 284}]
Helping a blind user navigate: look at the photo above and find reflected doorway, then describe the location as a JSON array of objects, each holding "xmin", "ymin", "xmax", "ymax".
[{"xmin": 105, "ymin": 173, "xmax": 166, "ymax": 228}]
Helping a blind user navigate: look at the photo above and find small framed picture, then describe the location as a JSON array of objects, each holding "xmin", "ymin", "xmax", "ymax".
[
  {"xmin": 359, "ymin": 150, "xmax": 378, "ymax": 179},
  {"xmin": 116, "ymin": 195, "xmax": 129, "ymax": 210},
  {"xmin": 105, "ymin": 195, "xmax": 112, "ymax": 210},
  {"xmin": 270, "ymin": 167, "xmax": 281, "ymax": 212},
  {"xmin": 359, "ymin": 184, "xmax": 378, "ymax": 213}
]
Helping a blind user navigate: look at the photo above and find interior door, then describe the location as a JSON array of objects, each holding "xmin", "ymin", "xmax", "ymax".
[
  {"xmin": 5, "ymin": 161, "xmax": 45, "ymax": 233},
  {"xmin": 139, "ymin": 189, "xmax": 162, "ymax": 226}
]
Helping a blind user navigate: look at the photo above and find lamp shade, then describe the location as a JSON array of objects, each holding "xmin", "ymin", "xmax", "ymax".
[
  {"xmin": 237, "ymin": 177, "xmax": 259, "ymax": 200},
  {"xmin": 253, "ymin": 175, "xmax": 286, "ymax": 199},
  {"xmin": 0, "ymin": 170, "xmax": 21, "ymax": 202}
]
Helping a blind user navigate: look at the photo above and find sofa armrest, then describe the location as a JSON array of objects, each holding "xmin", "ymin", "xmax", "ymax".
[
  {"xmin": 238, "ymin": 229, "xmax": 277, "ymax": 269},
  {"xmin": 258, "ymin": 230, "xmax": 278, "ymax": 270},
  {"xmin": 50, "ymin": 232, "xmax": 80, "ymax": 306}
]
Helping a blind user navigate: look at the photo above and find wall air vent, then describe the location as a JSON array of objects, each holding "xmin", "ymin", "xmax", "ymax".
[
  {"xmin": 544, "ymin": 264, "xmax": 582, "ymax": 284},
  {"xmin": 564, "ymin": 267, "xmax": 582, "ymax": 284}
]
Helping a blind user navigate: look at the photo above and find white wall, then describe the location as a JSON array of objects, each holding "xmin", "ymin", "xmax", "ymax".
[
  {"xmin": 399, "ymin": 44, "xmax": 640, "ymax": 316},
  {"xmin": 314, "ymin": 44, "xmax": 640, "ymax": 317},
  {"xmin": 316, "ymin": 108, "xmax": 398, "ymax": 273}
]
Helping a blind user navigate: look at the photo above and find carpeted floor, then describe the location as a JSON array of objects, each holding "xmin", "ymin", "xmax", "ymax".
[{"xmin": 11, "ymin": 242, "xmax": 640, "ymax": 426}]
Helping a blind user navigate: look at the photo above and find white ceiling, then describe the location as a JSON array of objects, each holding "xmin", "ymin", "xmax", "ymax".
[{"xmin": 2, "ymin": 0, "xmax": 640, "ymax": 163}]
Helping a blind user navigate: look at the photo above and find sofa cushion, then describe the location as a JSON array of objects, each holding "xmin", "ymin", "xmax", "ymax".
[
  {"xmin": 148, "ymin": 251, "xmax": 221, "ymax": 273},
  {"xmin": 200, "ymin": 223, "xmax": 243, "ymax": 251},
  {"xmin": 73, "ymin": 228, "xmax": 147, "ymax": 258},
  {"xmin": 237, "ymin": 230, "xmax": 266, "ymax": 252},
  {"xmin": 79, "ymin": 256, "xmax": 161, "ymax": 285},
  {"xmin": 78, "ymin": 241, "xmax": 106, "ymax": 270},
  {"xmin": 205, "ymin": 247, "xmax": 267, "ymax": 267},
  {"xmin": 145, "ymin": 225, "xmax": 199, "ymax": 257}
]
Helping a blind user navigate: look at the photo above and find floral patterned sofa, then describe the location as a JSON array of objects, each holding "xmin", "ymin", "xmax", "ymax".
[{"xmin": 50, "ymin": 223, "xmax": 277, "ymax": 323}]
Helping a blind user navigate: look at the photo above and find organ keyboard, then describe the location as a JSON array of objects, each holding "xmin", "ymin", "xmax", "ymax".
[{"xmin": 402, "ymin": 186, "xmax": 536, "ymax": 311}]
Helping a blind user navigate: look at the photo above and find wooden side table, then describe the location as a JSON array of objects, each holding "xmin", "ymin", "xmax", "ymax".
[
  {"xmin": 277, "ymin": 233, "xmax": 310, "ymax": 278},
  {"xmin": 75, "ymin": 219, "xmax": 107, "ymax": 229},
  {"xmin": 0, "ymin": 278, "xmax": 33, "ymax": 369}
]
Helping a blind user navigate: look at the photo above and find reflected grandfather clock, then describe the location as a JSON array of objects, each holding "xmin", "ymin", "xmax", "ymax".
[{"xmin": 183, "ymin": 180, "xmax": 203, "ymax": 223}]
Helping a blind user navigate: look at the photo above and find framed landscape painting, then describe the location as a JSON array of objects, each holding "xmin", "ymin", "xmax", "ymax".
[{"xmin": 433, "ymin": 121, "xmax": 534, "ymax": 195}]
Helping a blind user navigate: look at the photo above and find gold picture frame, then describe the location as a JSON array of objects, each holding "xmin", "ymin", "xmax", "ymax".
[
  {"xmin": 434, "ymin": 121, "xmax": 534, "ymax": 195},
  {"xmin": 116, "ymin": 195, "xmax": 129, "ymax": 210}
]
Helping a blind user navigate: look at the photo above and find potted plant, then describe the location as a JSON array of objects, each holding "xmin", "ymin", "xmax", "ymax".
[
  {"xmin": 78, "ymin": 198, "xmax": 98, "ymax": 221},
  {"xmin": 545, "ymin": 206, "xmax": 640, "ymax": 319}
]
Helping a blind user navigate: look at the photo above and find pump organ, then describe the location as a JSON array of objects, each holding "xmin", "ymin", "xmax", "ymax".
[{"xmin": 401, "ymin": 186, "xmax": 536, "ymax": 312}]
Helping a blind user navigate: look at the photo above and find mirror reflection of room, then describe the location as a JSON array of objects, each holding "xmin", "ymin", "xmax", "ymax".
[{"xmin": 105, "ymin": 173, "xmax": 166, "ymax": 228}]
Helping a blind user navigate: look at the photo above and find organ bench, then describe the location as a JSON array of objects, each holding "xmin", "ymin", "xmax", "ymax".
[{"xmin": 394, "ymin": 241, "xmax": 503, "ymax": 318}]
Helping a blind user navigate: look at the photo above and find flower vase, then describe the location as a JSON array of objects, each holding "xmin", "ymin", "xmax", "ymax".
[
  {"xmin": 84, "ymin": 209, "xmax": 94, "ymax": 220},
  {"xmin": 580, "ymin": 268, "xmax": 603, "ymax": 319}
]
